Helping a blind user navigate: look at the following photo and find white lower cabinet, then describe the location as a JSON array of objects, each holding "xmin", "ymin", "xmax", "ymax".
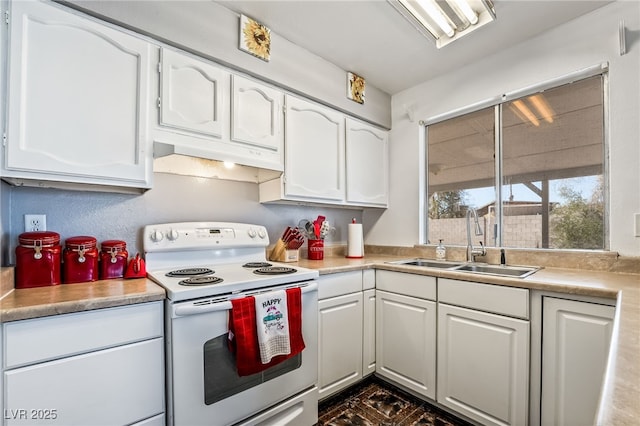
[
  {"xmin": 375, "ymin": 271, "xmax": 437, "ymax": 399},
  {"xmin": 2, "ymin": 302, "xmax": 164, "ymax": 426},
  {"xmin": 437, "ymin": 303, "xmax": 529, "ymax": 426},
  {"xmin": 315, "ymin": 268, "xmax": 617, "ymax": 426},
  {"xmin": 317, "ymin": 271, "xmax": 364, "ymax": 400},
  {"xmin": 540, "ymin": 297, "xmax": 615, "ymax": 426},
  {"xmin": 363, "ymin": 288, "xmax": 376, "ymax": 377},
  {"xmin": 437, "ymin": 278, "xmax": 530, "ymax": 426}
]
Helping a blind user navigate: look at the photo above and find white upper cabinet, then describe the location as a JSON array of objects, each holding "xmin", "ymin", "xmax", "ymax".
[
  {"xmin": 259, "ymin": 95, "xmax": 388, "ymax": 208},
  {"xmin": 345, "ymin": 118, "xmax": 389, "ymax": 207},
  {"xmin": 231, "ymin": 74, "xmax": 283, "ymax": 153},
  {"xmin": 282, "ymin": 94, "xmax": 345, "ymax": 201},
  {"xmin": 159, "ymin": 48, "xmax": 227, "ymax": 139},
  {"xmin": 154, "ymin": 48, "xmax": 284, "ymax": 171},
  {"xmin": 3, "ymin": 1, "xmax": 153, "ymax": 191}
]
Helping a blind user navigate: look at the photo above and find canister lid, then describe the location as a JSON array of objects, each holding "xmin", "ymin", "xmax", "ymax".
[
  {"xmin": 18, "ymin": 231, "xmax": 61, "ymax": 246},
  {"xmin": 101, "ymin": 240, "xmax": 126, "ymax": 249},
  {"xmin": 65, "ymin": 236, "xmax": 97, "ymax": 249}
]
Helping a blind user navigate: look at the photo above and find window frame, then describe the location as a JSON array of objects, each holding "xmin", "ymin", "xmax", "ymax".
[{"xmin": 419, "ymin": 63, "xmax": 610, "ymax": 250}]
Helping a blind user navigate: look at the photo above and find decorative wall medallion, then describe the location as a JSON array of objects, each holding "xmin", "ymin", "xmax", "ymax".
[
  {"xmin": 239, "ymin": 14, "xmax": 271, "ymax": 62},
  {"xmin": 347, "ymin": 72, "xmax": 365, "ymax": 104}
]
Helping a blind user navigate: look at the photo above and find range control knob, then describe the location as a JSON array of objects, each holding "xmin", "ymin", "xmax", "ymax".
[
  {"xmin": 247, "ymin": 228, "xmax": 257, "ymax": 238},
  {"xmin": 150, "ymin": 230, "xmax": 164, "ymax": 242},
  {"xmin": 167, "ymin": 229, "xmax": 179, "ymax": 241},
  {"xmin": 258, "ymin": 228, "xmax": 267, "ymax": 239}
]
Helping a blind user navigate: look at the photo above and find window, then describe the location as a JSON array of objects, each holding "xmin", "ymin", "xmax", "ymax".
[{"xmin": 426, "ymin": 73, "xmax": 606, "ymax": 250}]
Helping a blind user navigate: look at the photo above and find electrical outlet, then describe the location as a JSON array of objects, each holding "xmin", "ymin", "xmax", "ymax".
[{"xmin": 24, "ymin": 214, "xmax": 47, "ymax": 232}]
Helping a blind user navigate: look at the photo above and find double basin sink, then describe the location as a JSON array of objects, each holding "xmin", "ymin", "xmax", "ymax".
[{"xmin": 388, "ymin": 258, "xmax": 540, "ymax": 278}]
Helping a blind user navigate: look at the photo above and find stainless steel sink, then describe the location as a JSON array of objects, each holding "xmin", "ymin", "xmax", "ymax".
[
  {"xmin": 452, "ymin": 263, "xmax": 540, "ymax": 278},
  {"xmin": 387, "ymin": 258, "xmax": 463, "ymax": 269},
  {"xmin": 388, "ymin": 258, "xmax": 540, "ymax": 278}
]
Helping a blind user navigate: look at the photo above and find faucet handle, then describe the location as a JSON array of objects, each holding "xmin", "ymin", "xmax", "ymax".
[{"xmin": 478, "ymin": 241, "xmax": 487, "ymax": 256}]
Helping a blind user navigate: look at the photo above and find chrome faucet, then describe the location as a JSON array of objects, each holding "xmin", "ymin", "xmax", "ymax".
[{"xmin": 466, "ymin": 208, "xmax": 486, "ymax": 262}]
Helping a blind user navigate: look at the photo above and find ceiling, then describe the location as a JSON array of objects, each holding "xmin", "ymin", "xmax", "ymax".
[{"xmin": 218, "ymin": 0, "xmax": 612, "ymax": 95}]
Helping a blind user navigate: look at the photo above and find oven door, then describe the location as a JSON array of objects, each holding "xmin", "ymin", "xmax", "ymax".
[{"xmin": 167, "ymin": 281, "xmax": 318, "ymax": 426}]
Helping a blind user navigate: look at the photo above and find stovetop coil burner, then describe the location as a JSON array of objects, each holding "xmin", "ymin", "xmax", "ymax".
[
  {"xmin": 179, "ymin": 276, "xmax": 224, "ymax": 286},
  {"xmin": 242, "ymin": 262, "xmax": 272, "ymax": 268},
  {"xmin": 166, "ymin": 267, "xmax": 214, "ymax": 277},
  {"xmin": 253, "ymin": 266, "xmax": 297, "ymax": 275}
]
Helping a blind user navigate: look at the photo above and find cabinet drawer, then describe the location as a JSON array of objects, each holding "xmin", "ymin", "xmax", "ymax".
[
  {"xmin": 318, "ymin": 271, "xmax": 362, "ymax": 299},
  {"xmin": 4, "ymin": 338, "xmax": 164, "ymax": 426},
  {"xmin": 376, "ymin": 270, "xmax": 436, "ymax": 300},
  {"xmin": 438, "ymin": 278, "xmax": 529, "ymax": 319},
  {"xmin": 4, "ymin": 302, "xmax": 163, "ymax": 368}
]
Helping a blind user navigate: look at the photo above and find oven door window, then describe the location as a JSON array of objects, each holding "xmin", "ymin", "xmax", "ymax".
[{"xmin": 203, "ymin": 333, "xmax": 301, "ymax": 405}]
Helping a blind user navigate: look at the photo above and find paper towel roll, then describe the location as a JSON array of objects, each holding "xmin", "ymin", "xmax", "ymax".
[{"xmin": 346, "ymin": 223, "xmax": 364, "ymax": 258}]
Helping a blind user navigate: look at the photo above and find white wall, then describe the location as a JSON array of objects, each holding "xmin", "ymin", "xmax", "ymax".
[
  {"xmin": 366, "ymin": 1, "xmax": 640, "ymax": 257},
  {"xmin": 4, "ymin": 173, "xmax": 360, "ymax": 264}
]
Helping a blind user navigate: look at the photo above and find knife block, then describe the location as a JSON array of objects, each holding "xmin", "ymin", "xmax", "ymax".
[{"xmin": 269, "ymin": 240, "xmax": 299, "ymax": 262}]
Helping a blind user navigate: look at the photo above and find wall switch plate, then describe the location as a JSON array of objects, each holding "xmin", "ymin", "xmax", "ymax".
[
  {"xmin": 24, "ymin": 214, "xmax": 47, "ymax": 232},
  {"xmin": 635, "ymin": 213, "xmax": 640, "ymax": 237}
]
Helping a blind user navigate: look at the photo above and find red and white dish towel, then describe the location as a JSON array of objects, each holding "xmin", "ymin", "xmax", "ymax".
[
  {"xmin": 228, "ymin": 287, "xmax": 305, "ymax": 376},
  {"xmin": 254, "ymin": 289, "xmax": 291, "ymax": 363}
]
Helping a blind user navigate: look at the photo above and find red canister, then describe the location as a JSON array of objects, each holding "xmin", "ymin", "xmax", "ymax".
[
  {"xmin": 63, "ymin": 236, "xmax": 99, "ymax": 284},
  {"xmin": 99, "ymin": 240, "xmax": 128, "ymax": 280},
  {"xmin": 15, "ymin": 231, "xmax": 62, "ymax": 288}
]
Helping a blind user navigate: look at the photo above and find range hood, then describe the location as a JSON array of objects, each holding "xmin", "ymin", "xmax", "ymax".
[{"xmin": 153, "ymin": 142, "xmax": 282, "ymax": 184}]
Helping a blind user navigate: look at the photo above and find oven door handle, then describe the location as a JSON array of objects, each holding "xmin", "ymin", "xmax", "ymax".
[{"xmin": 173, "ymin": 281, "xmax": 318, "ymax": 317}]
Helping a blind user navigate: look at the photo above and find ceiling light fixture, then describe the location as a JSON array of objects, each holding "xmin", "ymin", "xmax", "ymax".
[
  {"xmin": 450, "ymin": 0, "xmax": 478, "ymax": 25},
  {"xmin": 389, "ymin": 0, "xmax": 496, "ymax": 48}
]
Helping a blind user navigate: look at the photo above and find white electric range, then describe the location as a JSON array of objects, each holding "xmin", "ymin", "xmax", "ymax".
[{"xmin": 143, "ymin": 221, "xmax": 319, "ymax": 426}]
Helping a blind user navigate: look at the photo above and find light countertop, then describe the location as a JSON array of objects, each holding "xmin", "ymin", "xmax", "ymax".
[
  {"xmin": 296, "ymin": 253, "xmax": 639, "ymax": 426},
  {"xmin": 2, "ymin": 253, "xmax": 638, "ymax": 425},
  {"xmin": 0, "ymin": 270, "xmax": 165, "ymax": 323}
]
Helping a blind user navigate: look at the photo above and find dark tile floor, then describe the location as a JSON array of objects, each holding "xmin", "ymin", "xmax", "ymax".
[{"xmin": 318, "ymin": 377, "xmax": 472, "ymax": 426}]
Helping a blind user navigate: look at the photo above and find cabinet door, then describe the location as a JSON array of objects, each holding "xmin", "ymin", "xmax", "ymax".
[
  {"xmin": 231, "ymin": 74, "xmax": 283, "ymax": 152},
  {"xmin": 375, "ymin": 290, "xmax": 436, "ymax": 399},
  {"xmin": 160, "ymin": 47, "xmax": 228, "ymax": 138},
  {"xmin": 284, "ymin": 95, "xmax": 345, "ymax": 201},
  {"xmin": 5, "ymin": 1, "xmax": 152, "ymax": 188},
  {"xmin": 363, "ymin": 289, "xmax": 376, "ymax": 377},
  {"xmin": 541, "ymin": 297, "xmax": 615, "ymax": 426},
  {"xmin": 437, "ymin": 303, "xmax": 529, "ymax": 426},
  {"xmin": 318, "ymin": 292, "xmax": 363, "ymax": 399},
  {"xmin": 4, "ymin": 339, "xmax": 164, "ymax": 426},
  {"xmin": 345, "ymin": 118, "xmax": 389, "ymax": 206}
]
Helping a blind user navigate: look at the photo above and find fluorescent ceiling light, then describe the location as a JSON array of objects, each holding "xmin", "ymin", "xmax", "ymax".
[
  {"xmin": 450, "ymin": 0, "xmax": 478, "ymax": 25},
  {"xmin": 389, "ymin": 0, "xmax": 496, "ymax": 48},
  {"xmin": 416, "ymin": 0, "xmax": 455, "ymax": 37}
]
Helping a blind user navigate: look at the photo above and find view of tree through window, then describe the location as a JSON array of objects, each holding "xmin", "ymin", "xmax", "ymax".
[{"xmin": 427, "ymin": 75, "xmax": 605, "ymax": 250}]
